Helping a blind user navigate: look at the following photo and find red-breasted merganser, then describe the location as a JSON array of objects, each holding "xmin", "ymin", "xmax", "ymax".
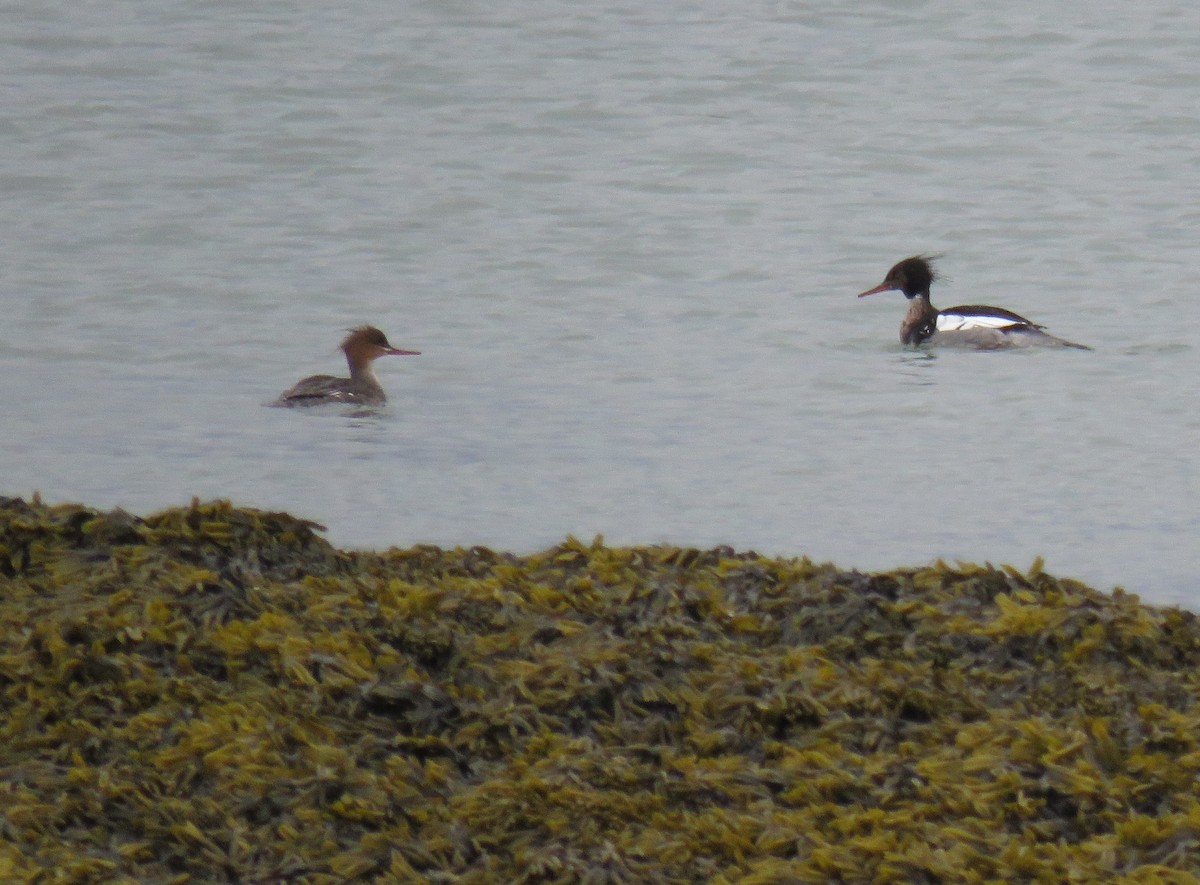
[
  {"xmin": 857, "ymin": 256, "xmax": 1090, "ymax": 350},
  {"xmin": 272, "ymin": 326, "xmax": 419, "ymax": 407}
]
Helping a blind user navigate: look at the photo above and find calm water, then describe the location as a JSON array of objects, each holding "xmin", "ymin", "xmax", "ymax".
[{"xmin": 3, "ymin": 1, "xmax": 1198, "ymax": 604}]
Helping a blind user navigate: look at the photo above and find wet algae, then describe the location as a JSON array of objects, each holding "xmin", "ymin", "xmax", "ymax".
[{"xmin": 3, "ymin": 496, "xmax": 1200, "ymax": 883}]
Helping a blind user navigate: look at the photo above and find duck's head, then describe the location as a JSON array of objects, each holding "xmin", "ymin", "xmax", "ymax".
[
  {"xmin": 341, "ymin": 326, "xmax": 420, "ymax": 365},
  {"xmin": 857, "ymin": 255, "xmax": 937, "ymax": 300}
]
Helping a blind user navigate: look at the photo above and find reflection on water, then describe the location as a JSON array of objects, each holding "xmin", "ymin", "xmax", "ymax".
[{"xmin": 893, "ymin": 350, "xmax": 939, "ymax": 385}]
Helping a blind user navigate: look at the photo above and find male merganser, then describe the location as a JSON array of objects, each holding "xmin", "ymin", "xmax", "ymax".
[
  {"xmin": 272, "ymin": 326, "xmax": 420, "ymax": 407},
  {"xmin": 857, "ymin": 255, "xmax": 1089, "ymax": 349}
]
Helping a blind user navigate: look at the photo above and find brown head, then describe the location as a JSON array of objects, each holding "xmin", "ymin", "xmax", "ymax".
[
  {"xmin": 857, "ymin": 255, "xmax": 939, "ymax": 300},
  {"xmin": 341, "ymin": 326, "xmax": 420, "ymax": 371}
]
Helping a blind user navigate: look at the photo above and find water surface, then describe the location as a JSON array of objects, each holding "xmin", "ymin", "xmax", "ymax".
[{"xmin": 3, "ymin": 0, "xmax": 1198, "ymax": 603}]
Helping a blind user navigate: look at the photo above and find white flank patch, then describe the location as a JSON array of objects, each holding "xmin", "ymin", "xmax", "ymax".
[{"xmin": 936, "ymin": 313, "xmax": 1021, "ymax": 332}]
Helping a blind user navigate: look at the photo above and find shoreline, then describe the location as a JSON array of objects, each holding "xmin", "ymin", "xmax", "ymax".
[{"xmin": 3, "ymin": 496, "xmax": 1198, "ymax": 881}]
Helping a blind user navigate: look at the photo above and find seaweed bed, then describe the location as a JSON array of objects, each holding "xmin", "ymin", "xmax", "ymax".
[{"xmin": 3, "ymin": 498, "xmax": 1200, "ymax": 884}]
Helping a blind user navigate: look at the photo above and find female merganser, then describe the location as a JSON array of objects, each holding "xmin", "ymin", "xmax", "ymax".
[
  {"xmin": 272, "ymin": 326, "xmax": 420, "ymax": 407},
  {"xmin": 857, "ymin": 256, "xmax": 1089, "ymax": 349}
]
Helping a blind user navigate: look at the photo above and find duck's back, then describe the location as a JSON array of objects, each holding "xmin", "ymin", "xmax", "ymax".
[
  {"xmin": 273, "ymin": 374, "xmax": 386, "ymax": 407},
  {"xmin": 937, "ymin": 304, "xmax": 1040, "ymax": 331},
  {"xmin": 932, "ymin": 307, "xmax": 1089, "ymax": 350}
]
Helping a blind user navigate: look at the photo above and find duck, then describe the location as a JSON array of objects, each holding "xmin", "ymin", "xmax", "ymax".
[
  {"xmin": 857, "ymin": 255, "xmax": 1089, "ymax": 349},
  {"xmin": 272, "ymin": 326, "xmax": 420, "ymax": 407}
]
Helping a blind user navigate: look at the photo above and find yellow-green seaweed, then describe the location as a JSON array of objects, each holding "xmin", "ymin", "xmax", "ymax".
[{"xmin": 3, "ymin": 496, "xmax": 1200, "ymax": 883}]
